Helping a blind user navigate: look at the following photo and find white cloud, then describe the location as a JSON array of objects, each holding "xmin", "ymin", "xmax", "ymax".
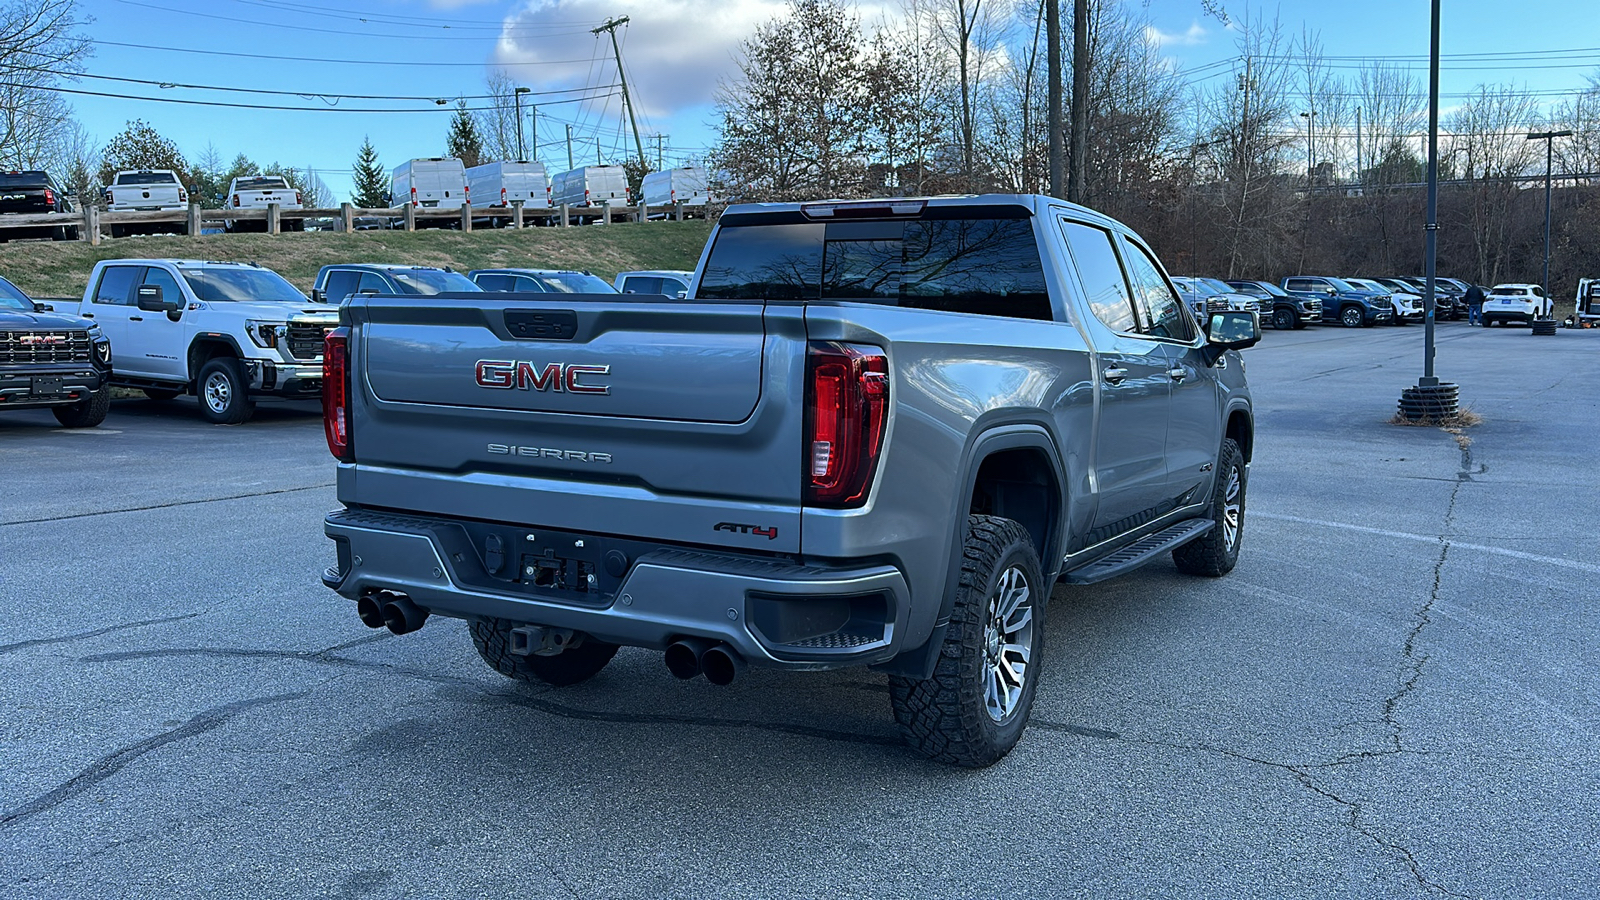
[
  {"xmin": 1144, "ymin": 21, "xmax": 1209, "ymax": 49},
  {"xmin": 492, "ymin": 0, "xmax": 793, "ymax": 121}
]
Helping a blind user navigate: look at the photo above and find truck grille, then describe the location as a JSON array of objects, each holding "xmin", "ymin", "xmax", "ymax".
[
  {"xmin": 0, "ymin": 330, "xmax": 92, "ymax": 365},
  {"xmin": 286, "ymin": 323, "xmax": 329, "ymax": 360}
]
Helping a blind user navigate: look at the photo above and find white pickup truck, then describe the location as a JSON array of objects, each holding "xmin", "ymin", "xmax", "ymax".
[
  {"xmin": 104, "ymin": 169, "xmax": 188, "ymax": 237},
  {"xmin": 225, "ymin": 175, "xmax": 304, "ymax": 232}
]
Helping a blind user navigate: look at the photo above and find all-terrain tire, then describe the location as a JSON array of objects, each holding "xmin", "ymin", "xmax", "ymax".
[
  {"xmin": 143, "ymin": 387, "xmax": 183, "ymax": 402},
  {"xmin": 1172, "ymin": 438, "xmax": 1246, "ymax": 577},
  {"xmin": 1340, "ymin": 306, "xmax": 1365, "ymax": 328},
  {"xmin": 469, "ymin": 617, "xmax": 620, "ymax": 687},
  {"xmin": 197, "ymin": 357, "xmax": 255, "ymax": 424},
  {"xmin": 51, "ymin": 386, "xmax": 110, "ymax": 428},
  {"xmin": 889, "ymin": 515, "xmax": 1045, "ymax": 768}
]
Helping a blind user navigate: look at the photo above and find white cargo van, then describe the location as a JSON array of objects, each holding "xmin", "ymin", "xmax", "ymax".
[
  {"xmin": 391, "ymin": 158, "xmax": 469, "ymax": 210},
  {"xmin": 466, "ymin": 161, "xmax": 551, "ymax": 209},
  {"xmin": 550, "ymin": 165, "xmax": 629, "ymax": 208},
  {"xmin": 640, "ymin": 167, "xmax": 710, "ymax": 210}
]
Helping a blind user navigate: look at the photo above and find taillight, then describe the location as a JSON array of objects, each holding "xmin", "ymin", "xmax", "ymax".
[
  {"xmin": 500, "ymin": 187, "xmax": 507, "ymax": 204},
  {"xmin": 44, "ymin": 188, "xmax": 55, "ymax": 206},
  {"xmin": 295, "ymin": 191, "xmax": 302, "ymax": 205},
  {"xmin": 804, "ymin": 343, "xmax": 889, "ymax": 508},
  {"xmin": 323, "ymin": 327, "xmax": 353, "ymax": 462},
  {"xmin": 179, "ymin": 189, "xmax": 188, "ymax": 203},
  {"xmin": 232, "ymin": 194, "xmax": 240, "ymax": 207},
  {"xmin": 411, "ymin": 186, "xmax": 418, "ymax": 206}
]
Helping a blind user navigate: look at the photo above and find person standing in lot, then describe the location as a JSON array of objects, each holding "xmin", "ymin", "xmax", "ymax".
[{"xmin": 1464, "ymin": 283, "xmax": 1485, "ymax": 325}]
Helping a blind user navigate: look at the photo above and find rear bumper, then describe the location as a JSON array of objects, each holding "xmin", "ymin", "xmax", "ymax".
[{"xmin": 322, "ymin": 507, "xmax": 912, "ymax": 669}]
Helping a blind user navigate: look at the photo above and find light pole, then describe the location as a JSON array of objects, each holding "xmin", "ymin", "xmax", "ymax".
[
  {"xmin": 514, "ymin": 86, "xmax": 530, "ymax": 160},
  {"xmin": 1398, "ymin": 0, "xmax": 1459, "ymax": 420},
  {"xmin": 1526, "ymin": 129, "xmax": 1572, "ymax": 325},
  {"xmin": 1299, "ymin": 110, "xmax": 1316, "ymax": 182}
]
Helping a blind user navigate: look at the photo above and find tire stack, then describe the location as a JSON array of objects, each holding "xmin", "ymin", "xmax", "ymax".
[
  {"xmin": 1531, "ymin": 318, "xmax": 1558, "ymax": 336},
  {"xmin": 1397, "ymin": 382, "xmax": 1460, "ymax": 421}
]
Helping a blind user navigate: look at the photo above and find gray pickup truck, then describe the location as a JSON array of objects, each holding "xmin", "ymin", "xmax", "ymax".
[{"xmin": 319, "ymin": 195, "xmax": 1260, "ymax": 766}]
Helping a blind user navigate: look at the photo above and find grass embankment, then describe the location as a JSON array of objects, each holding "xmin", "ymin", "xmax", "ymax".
[{"xmin": 0, "ymin": 221, "xmax": 714, "ymax": 299}]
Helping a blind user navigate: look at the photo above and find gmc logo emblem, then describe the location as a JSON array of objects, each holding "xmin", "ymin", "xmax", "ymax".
[
  {"xmin": 475, "ymin": 360, "xmax": 610, "ymax": 394},
  {"xmin": 18, "ymin": 334, "xmax": 62, "ymax": 344}
]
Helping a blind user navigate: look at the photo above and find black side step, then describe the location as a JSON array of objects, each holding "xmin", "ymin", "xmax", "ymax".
[{"xmin": 1061, "ymin": 519, "xmax": 1214, "ymax": 585}]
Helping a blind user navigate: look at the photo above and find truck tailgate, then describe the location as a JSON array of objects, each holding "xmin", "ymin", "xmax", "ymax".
[{"xmin": 343, "ymin": 294, "xmax": 806, "ymax": 553}]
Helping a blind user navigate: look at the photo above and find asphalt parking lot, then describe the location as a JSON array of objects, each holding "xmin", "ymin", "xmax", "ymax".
[{"xmin": 3, "ymin": 321, "xmax": 1598, "ymax": 899}]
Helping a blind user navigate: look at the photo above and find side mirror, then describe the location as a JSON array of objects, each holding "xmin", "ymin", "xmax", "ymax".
[
  {"xmin": 674, "ymin": 290, "xmax": 688, "ymax": 300},
  {"xmin": 32, "ymin": 301, "xmax": 54, "ymax": 312},
  {"xmin": 311, "ymin": 288, "xmax": 325, "ymax": 303},
  {"xmin": 1203, "ymin": 310, "xmax": 1261, "ymax": 364},
  {"xmin": 135, "ymin": 284, "xmax": 180, "ymax": 313}
]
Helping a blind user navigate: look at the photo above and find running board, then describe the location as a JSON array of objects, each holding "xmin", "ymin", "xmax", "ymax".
[{"xmin": 1061, "ymin": 519, "xmax": 1214, "ymax": 584}]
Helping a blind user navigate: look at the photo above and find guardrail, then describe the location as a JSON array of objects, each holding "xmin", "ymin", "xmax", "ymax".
[{"xmin": 0, "ymin": 200, "xmax": 699, "ymax": 245}]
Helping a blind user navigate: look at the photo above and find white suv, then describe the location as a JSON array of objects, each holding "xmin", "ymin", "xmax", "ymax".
[
  {"xmin": 74, "ymin": 260, "xmax": 337, "ymax": 423},
  {"xmin": 1483, "ymin": 283, "xmax": 1546, "ymax": 327}
]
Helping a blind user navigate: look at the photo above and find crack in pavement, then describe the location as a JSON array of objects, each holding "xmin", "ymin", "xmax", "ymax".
[
  {"xmin": 0, "ymin": 693, "xmax": 306, "ymax": 829},
  {"xmin": 0, "ymin": 613, "xmax": 202, "ymax": 657},
  {"xmin": 0, "ymin": 483, "xmax": 334, "ymax": 528},
  {"xmin": 82, "ymin": 644, "xmax": 901, "ymax": 748}
]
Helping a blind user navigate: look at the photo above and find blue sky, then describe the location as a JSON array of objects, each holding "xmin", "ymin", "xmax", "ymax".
[{"xmin": 70, "ymin": 0, "xmax": 1598, "ymax": 201}]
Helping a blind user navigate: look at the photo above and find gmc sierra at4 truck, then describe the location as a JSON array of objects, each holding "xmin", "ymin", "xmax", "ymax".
[{"xmin": 318, "ymin": 194, "xmax": 1261, "ymax": 767}]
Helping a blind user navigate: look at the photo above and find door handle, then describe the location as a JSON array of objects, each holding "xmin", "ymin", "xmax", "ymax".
[
  {"xmin": 129, "ymin": 316, "xmax": 143, "ymax": 321},
  {"xmin": 1167, "ymin": 367, "xmax": 1188, "ymax": 382},
  {"xmin": 1102, "ymin": 366, "xmax": 1128, "ymax": 385},
  {"xmin": 81, "ymin": 312, "xmax": 93, "ymax": 318}
]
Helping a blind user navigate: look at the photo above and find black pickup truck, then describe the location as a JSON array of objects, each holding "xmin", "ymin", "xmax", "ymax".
[
  {"xmin": 0, "ymin": 171, "xmax": 77, "ymax": 242},
  {"xmin": 0, "ymin": 273, "xmax": 112, "ymax": 427}
]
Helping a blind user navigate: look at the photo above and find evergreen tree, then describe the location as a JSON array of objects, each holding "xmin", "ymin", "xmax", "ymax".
[
  {"xmin": 97, "ymin": 119, "xmax": 189, "ymax": 188},
  {"xmin": 351, "ymin": 137, "xmax": 389, "ymax": 207},
  {"xmin": 445, "ymin": 99, "xmax": 484, "ymax": 168}
]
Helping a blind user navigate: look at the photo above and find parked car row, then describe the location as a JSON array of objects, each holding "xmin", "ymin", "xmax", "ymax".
[
  {"xmin": 1173, "ymin": 273, "xmax": 1528, "ymax": 330},
  {"xmin": 393, "ymin": 158, "xmax": 712, "ymax": 214},
  {"xmin": 1, "ymin": 258, "xmax": 690, "ymax": 429}
]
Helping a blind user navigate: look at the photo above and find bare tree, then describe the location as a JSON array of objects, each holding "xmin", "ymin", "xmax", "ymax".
[
  {"xmin": 1551, "ymin": 72, "xmax": 1600, "ymax": 182},
  {"xmin": 1444, "ymin": 84, "xmax": 1542, "ymax": 284},
  {"xmin": 0, "ymin": 0, "xmax": 90, "ymax": 169},
  {"xmin": 932, "ymin": 0, "xmax": 1009, "ymax": 182},
  {"xmin": 476, "ymin": 72, "xmax": 522, "ymax": 162}
]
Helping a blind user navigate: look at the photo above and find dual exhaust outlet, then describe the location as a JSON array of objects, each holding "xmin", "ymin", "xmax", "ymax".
[
  {"xmin": 357, "ymin": 590, "xmax": 428, "ymax": 635},
  {"xmin": 664, "ymin": 637, "xmax": 745, "ymax": 686}
]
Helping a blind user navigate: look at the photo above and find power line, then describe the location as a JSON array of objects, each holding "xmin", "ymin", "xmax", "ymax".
[
  {"xmin": 6, "ymin": 81, "xmax": 619, "ymax": 113},
  {"xmin": 228, "ymin": 0, "xmax": 593, "ymax": 30},
  {"xmin": 89, "ymin": 39, "xmax": 600, "ymax": 68},
  {"xmin": 111, "ymin": 0, "xmax": 593, "ymax": 41},
  {"xmin": 59, "ymin": 71, "xmax": 619, "ymax": 103}
]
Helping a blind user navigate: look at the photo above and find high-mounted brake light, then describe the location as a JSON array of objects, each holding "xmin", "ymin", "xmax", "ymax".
[
  {"xmin": 801, "ymin": 200, "xmax": 926, "ymax": 220},
  {"xmin": 323, "ymin": 327, "xmax": 353, "ymax": 462},
  {"xmin": 804, "ymin": 343, "xmax": 889, "ymax": 508}
]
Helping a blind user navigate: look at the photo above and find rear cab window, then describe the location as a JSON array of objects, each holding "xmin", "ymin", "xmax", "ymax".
[
  {"xmin": 697, "ymin": 210, "xmax": 1051, "ymax": 321},
  {"xmin": 116, "ymin": 171, "xmax": 179, "ymax": 186}
]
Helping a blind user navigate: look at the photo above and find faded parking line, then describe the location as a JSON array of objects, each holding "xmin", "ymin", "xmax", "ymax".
[{"xmin": 1254, "ymin": 511, "xmax": 1600, "ymax": 576}]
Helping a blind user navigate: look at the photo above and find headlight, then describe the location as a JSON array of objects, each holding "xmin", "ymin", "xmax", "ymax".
[{"xmin": 246, "ymin": 320, "xmax": 287, "ymax": 348}]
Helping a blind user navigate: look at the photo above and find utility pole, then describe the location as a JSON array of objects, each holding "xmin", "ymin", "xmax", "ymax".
[
  {"xmin": 530, "ymin": 105, "xmax": 538, "ymax": 162},
  {"xmin": 1046, "ymin": 0, "xmax": 1063, "ymax": 198},
  {"xmin": 1066, "ymin": 0, "xmax": 1088, "ymax": 203},
  {"xmin": 593, "ymin": 16, "xmax": 648, "ymax": 173},
  {"xmin": 654, "ymin": 134, "xmax": 668, "ymax": 171},
  {"xmin": 514, "ymin": 86, "xmax": 530, "ymax": 160},
  {"xmin": 566, "ymin": 124, "xmax": 574, "ymax": 171},
  {"xmin": 1299, "ymin": 110, "xmax": 1316, "ymax": 181}
]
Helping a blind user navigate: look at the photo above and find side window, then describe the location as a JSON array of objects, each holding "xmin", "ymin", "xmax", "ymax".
[
  {"xmin": 356, "ymin": 273, "xmax": 390, "ymax": 295},
  {"xmin": 1061, "ymin": 220, "xmax": 1138, "ymax": 333},
  {"xmin": 140, "ymin": 267, "xmax": 184, "ymax": 306},
  {"xmin": 474, "ymin": 274, "xmax": 514, "ymax": 292},
  {"xmin": 1285, "ymin": 278, "xmax": 1313, "ymax": 293},
  {"xmin": 1121, "ymin": 239, "xmax": 1195, "ymax": 342},
  {"xmin": 322, "ymin": 270, "xmax": 359, "ymax": 303},
  {"xmin": 93, "ymin": 266, "xmax": 140, "ymax": 305},
  {"xmin": 622, "ymin": 276, "xmax": 662, "ymax": 294}
]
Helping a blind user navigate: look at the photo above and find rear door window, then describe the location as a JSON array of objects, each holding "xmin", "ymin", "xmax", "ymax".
[
  {"xmin": 621, "ymin": 276, "xmax": 662, "ymax": 294},
  {"xmin": 322, "ymin": 270, "xmax": 359, "ymax": 303},
  {"xmin": 93, "ymin": 266, "xmax": 141, "ymax": 305},
  {"xmin": 474, "ymin": 274, "xmax": 515, "ymax": 292},
  {"xmin": 1061, "ymin": 221, "xmax": 1137, "ymax": 333}
]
